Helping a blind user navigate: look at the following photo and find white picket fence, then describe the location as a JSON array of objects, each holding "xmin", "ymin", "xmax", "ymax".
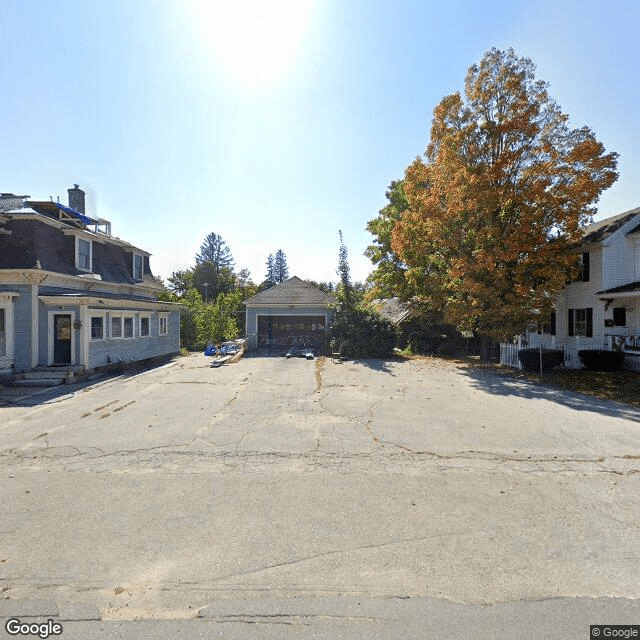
[
  {"xmin": 500, "ymin": 343, "xmax": 523, "ymax": 369},
  {"xmin": 499, "ymin": 339, "xmax": 615, "ymax": 370}
]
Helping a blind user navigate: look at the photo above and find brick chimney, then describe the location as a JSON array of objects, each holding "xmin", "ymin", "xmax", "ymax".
[{"xmin": 67, "ymin": 184, "xmax": 85, "ymax": 213}]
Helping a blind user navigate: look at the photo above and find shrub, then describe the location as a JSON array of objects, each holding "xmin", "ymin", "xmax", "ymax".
[
  {"xmin": 406, "ymin": 332, "xmax": 437, "ymax": 354},
  {"xmin": 437, "ymin": 342, "xmax": 465, "ymax": 358},
  {"xmin": 578, "ymin": 349, "xmax": 624, "ymax": 372},
  {"xmin": 330, "ymin": 302, "xmax": 396, "ymax": 358},
  {"xmin": 517, "ymin": 348, "xmax": 564, "ymax": 372}
]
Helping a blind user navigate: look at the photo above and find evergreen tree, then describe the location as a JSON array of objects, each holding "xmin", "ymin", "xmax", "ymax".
[
  {"xmin": 304, "ymin": 280, "xmax": 335, "ymax": 294},
  {"xmin": 330, "ymin": 231, "xmax": 395, "ymax": 358},
  {"xmin": 336, "ymin": 231, "xmax": 353, "ymax": 304},
  {"xmin": 264, "ymin": 253, "xmax": 276, "ymax": 288},
  {"xmin": 195, "ymin": 232, "xmax": 234, "ymax": 272},
  {"xmin": 273, "ymin": 249, "xmax": 289, "ymax": 284}
]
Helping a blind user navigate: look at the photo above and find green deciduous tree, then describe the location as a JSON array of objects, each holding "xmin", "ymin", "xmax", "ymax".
[
  {"xmin": 175, "ymin": 288, "xmax": 240, "ymax": 350},
  {"xmin": 163, "ymin": 233, "xmax": 256, "ymax": 348},
  {"xmin": 166, "ymin": 269, "xmax": 194, "ymax": 296},
  {"xmin": 365, "ymin": 180, "xmax": 411, "ymax": 301}
]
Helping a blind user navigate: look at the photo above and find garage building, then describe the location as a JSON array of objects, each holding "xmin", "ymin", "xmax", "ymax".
[{"xmin": 244, "ymin": 277, "xmax": 335, "ymax": 351}]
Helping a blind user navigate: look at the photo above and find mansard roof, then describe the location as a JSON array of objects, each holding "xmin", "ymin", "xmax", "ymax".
[{"xmin": 0, "ymin": 218, "xmax": 155, "ymax": 285}]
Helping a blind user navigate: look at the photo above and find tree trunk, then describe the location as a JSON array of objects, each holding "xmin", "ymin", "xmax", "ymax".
[{"xmin": 479, "ymin": 334, "xmax": 492, "ymax": 362}]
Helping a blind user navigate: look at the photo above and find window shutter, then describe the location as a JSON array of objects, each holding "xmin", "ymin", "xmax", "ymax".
[
  {"xmin": 582, "ymin": 252, "xmax": 590, "ymax": 282},
  {"xmin": 613, "ymin": 307, "xmax": 627, "ymax": 327},
  {"xmin": 586, "ymin": 308, "xmax": 593, "ymax": 337},
  {"xmin": 568, "ymin": 309, "xmax": 574, "ymax": 336}
]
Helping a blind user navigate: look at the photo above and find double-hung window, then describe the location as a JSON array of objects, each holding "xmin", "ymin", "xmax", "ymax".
[
  {"xmin": 539, "ymin": 311, "xmax": 556, "ymax": 335},
  {"xmin": 123, "ymin": 317, "xmax": 134, "ymax": 338},
  {"xmin": 111, "ymin": 316, "xmax": 123, "ymax": 339},
  {"xmin": 111, "ymin": 314, "xmax": 135, "ymax": 339},
  {"xmin": 77, "ymin": 238, "xmax": 92, "ymax": 271},
  {"xmin": 159, "ymin": 315, "xmax": 168, "ymax": 336},
  {"xmin": 140, "ymin": 315, "xmax": 150, "ymax": 337},
  {"xmin": 133, "ymin": 254, "xmax": 143, "ymax": 280},
  {"xmin": 577, "ymin": 252, "xmax": 590, "ymax": 282},
  {"xmin": 91, "ymin": 316, "xmax": 104, "ymax": 340},
  {"xmin": 568, "ymin": 308, "xmax": 593, "ymax": 337}
]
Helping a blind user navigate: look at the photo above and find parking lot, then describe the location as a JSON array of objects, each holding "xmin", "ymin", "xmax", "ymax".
[{"xmin": 1, "ymin": 352, "xmax": 640, "ymax": 638}]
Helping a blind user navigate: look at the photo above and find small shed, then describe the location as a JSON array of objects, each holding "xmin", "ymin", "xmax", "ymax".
[{"xmin": 244, "ymin": 277, "xmax": 335, "ymax": 351}]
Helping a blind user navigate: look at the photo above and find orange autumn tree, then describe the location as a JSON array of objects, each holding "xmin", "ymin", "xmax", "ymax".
[{"xmin": 373, "ymin": 48, "xmax": 618, "ymax": 357}]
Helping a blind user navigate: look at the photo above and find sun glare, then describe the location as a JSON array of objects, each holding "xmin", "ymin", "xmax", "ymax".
[{"xmin": 190, "ymin": 0, "xmax": 316, "ymax": 88}]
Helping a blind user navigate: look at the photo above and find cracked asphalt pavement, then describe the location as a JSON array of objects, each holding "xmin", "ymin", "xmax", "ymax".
[{"xmin": 1, "ymin": 353, "xmax": 640, "ymax": 639}]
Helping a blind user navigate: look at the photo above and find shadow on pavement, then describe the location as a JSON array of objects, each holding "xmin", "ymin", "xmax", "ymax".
[
  {"xmin": 0, "ymin": 374, "xmax": 120, "ymax": 408},
  {"xmin": 0, "ymin": 358, "xmax": 177, "ymax": 408},
  {"xmin": 353, "ymin": 358, "xmax": 399, "ymax": 374},
  {"xmin": 459, "ymin": 364, "xmax": 640, "ymax": 423}
]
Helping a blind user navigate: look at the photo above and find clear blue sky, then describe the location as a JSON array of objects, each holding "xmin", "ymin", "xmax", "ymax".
[{"xmin": 2, "ymin": 0, "xmax": 638, "ymax": 286}]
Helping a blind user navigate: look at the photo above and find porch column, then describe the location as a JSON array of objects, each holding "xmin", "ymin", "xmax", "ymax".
[
  {"xmin": 31, "ymin": 284, "xmax": 39, "ymax": 368},
  {"xmin": 80, "ymin": 304, "xmax": 89, "ymax": 368}
]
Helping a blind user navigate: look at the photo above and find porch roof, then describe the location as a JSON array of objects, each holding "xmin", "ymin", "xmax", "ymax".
[
  {"xmin": 39, "ymin": 286, "xmax": 157, "ymax": 303},
  {"xmin": 597, "ymin": 281, "xmax": 640, "ymax": 297}
]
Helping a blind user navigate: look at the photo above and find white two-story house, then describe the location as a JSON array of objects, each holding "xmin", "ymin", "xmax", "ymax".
[{"xmin": 523, "ymin": 205, "xmax": 640, "ymax": 369}]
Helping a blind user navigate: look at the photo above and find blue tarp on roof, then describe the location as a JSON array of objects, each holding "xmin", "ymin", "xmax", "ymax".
[{"xmin": 54, "ymin": 202, "xmax": 94, "ymax": 225}]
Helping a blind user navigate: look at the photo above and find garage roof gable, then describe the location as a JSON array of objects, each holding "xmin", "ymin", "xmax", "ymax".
[{"xmin": 245, "ymin": 276, "xmax": 335, "ymax": 306}]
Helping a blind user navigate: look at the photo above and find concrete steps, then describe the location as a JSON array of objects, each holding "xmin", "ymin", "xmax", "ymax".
[
  {"xmin": 30, "ymin": 365, "xmax": 84, "ymax": 374},
  {"xmin": 22, "ymin": 371, "xmax": 72, "ymax": 379},
  {"xmin": 13, "ymin": 366, "xmax": 84, "ymax": 388}
]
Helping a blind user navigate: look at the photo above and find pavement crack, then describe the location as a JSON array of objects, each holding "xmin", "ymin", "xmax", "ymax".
[
  {"xmin": 315, "ymin": 357, "xmax": 325, "ymax": 392},
  {"xmin": 211, "ymin": 531, "xmax": 472, "ymax": 584}
]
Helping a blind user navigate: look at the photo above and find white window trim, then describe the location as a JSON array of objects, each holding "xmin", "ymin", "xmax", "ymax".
[
  {"xmin": 133, "ymin": 253, "xmax": 144, "ymax": 281},
  {"xmin": 110, "ymin": 315, "xmax": 123, "ymax": 340},
  {"xmin": 75, "ymin": 236, "xmax": 93, "ymax": 272},
  {"xmin": 139, "ymin": 312, "xmax": 152, "ymax": 338},
  {"xmin": 0, "ymin": 293, "xmax": 18, "ymax": 367},
  {"xmin": 109, "ymin": 312, "xmax": 136, "ymax": 340},
  {"xmin": 574, "ymin": 308, "xmax": 588, "ymax": 337},
  {"xmin": 89, "ymin": 312, "xmax": 106, "ymax": 341},
  {"xmin": 159, "ymin": 313, "xmax": 169, "ymax": 336}
]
